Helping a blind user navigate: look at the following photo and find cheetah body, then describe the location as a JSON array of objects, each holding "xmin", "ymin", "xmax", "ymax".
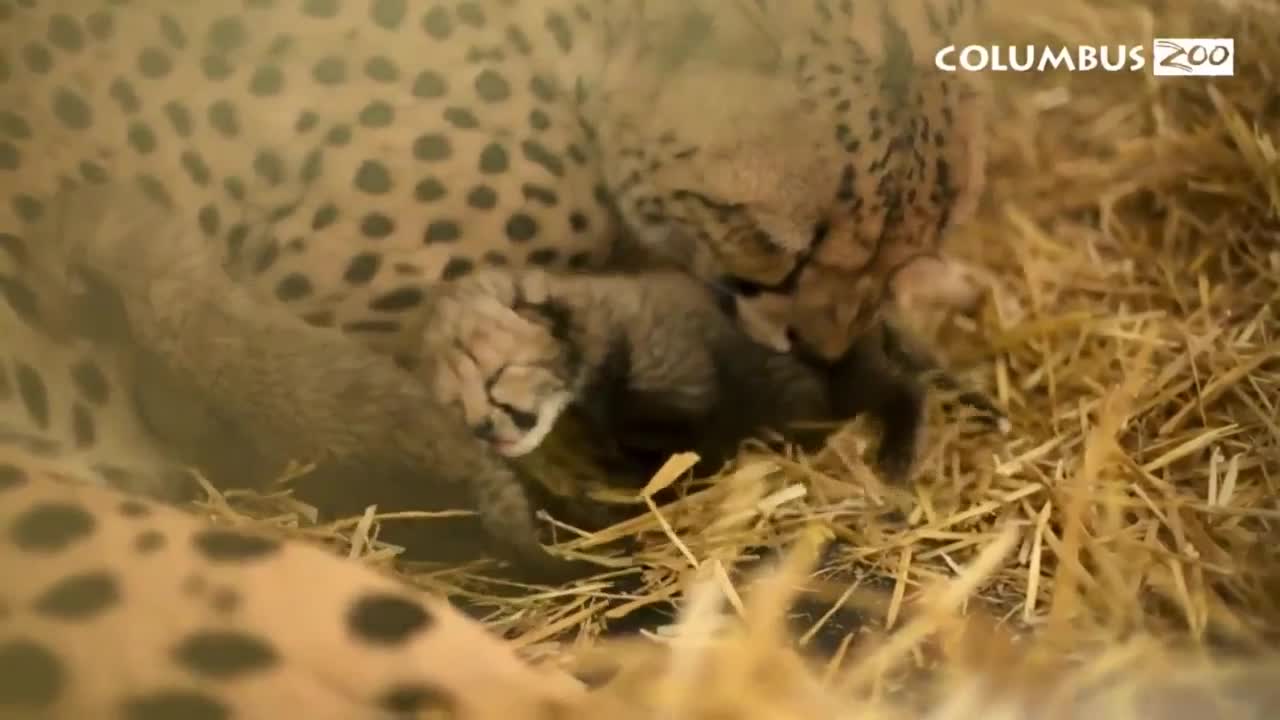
[{"xmin": 1, "ymin": 0, "xmax": 989, "ymax": 493}]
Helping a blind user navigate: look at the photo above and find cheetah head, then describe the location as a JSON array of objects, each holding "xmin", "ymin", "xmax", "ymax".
[
  {"xmin": 586, "ymin": 28, "xmax": 985, "ymax": 363},
  {"xmin": 414, "ymin": 272, "xmax": 584, "ymax": 459},
  {"xmin": 412, "ymin": 330, "xmax": 577, "ymax": 460}
]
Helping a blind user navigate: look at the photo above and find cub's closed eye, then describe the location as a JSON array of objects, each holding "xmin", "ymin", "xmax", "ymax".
[
  {"xmin": 721, "ymin": 275, "xmax": 765, "ymax": 297},
  {"xmin": 812, "ymin": 221, "xmax": 831, "ymax": 246}
]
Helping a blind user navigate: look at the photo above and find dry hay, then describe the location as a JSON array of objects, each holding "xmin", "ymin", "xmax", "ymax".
[{"xmin": 188, "ymin": 0, "xmax": 1279, "ymax": 713}]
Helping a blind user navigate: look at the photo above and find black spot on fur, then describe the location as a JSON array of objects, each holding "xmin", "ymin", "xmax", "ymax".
[
  {"xmin": 136, "ymin": 174, "xmax": 173, "ymax": 208},
  {"xmin": 0, "ymin": 463, "xmax": 27, "ymax": 492},
  {"xmin": 198, "ymin": 205, "xmax": 220, "ymax": 235},
  {"xmin": 47, "ymin": 14, "xmax": 86, "ymax": 52},
  {"xmin": 0, "ymin": 639, "xmax": 64, "ymax": 708},
  {"xmin": 442, "ymin": 257, "xmax": 474, "ymax": 280},
  {"xmin": 466, "ymin": 184, "xmax": 497, "ymax": 209},
  {"xmin": 12, "ymin": 195, "xmax": 43, "ymax": 223},
  {"xmin": 423, "ymin": 220, "xmax": 460, "ymax": 243},
  {"xmin": 347, "ymin": 593, "xmax": 434, "ymax": 646},
  {"xmin": 181, "ymin": 151, "xmax": 212, "ymax": 186},
  {"xmin": 507, "ymin": 25, "xmax": 532, "ymax": 55},
  {"xmin": 0, "ymin": 277, "xmax": 41, "ymax": 330},
  {"xmin": 415, "ymin": 177, "xmax": 447, "ymax": 202},
  {"xmin": 33, "ymin": 570, "xmax": 120, "ymax": 620},
  {"xmin": 135, "ymin": 530, "xmax": 165, "ymax": 553},
  {"xmin": 412, "ymin": 69, "xmax": 447, "ymax": 98},
  {"xmin": 312, "ymin": 56, "xmax": 345, "ymax": 84},
  {"xmin": 201, "ymin": 54, "xmax": 234, "ymax": 81},
  {"xmin": 274, "ymin": 274, "xmax": 312, "ymax": 302},
  {"xmin": 108, "ymin": 78, "xmax": 141, "ymax": 114},
  {"xmin": 192, "ymin": 528, "xmax": 281, "ymax": 563},
  {"xmin": 249, "ymin": 63, "xmax": 284, "ymax": 96},
  {"xmin": 505, "ymin": 213, "xmax": 538, "ymax": 242},
  {"xmin": 422, "ymin": 5, "xmax": 452, "ymax": 39},
  {"xmin": 457, "ymin": 2, "xmax": 485, "ymax": 27},
  {"xmin": 371, "ymin": 0, "xmax": 407, "ymax": 29},
  {"xmin": 545, "ymin": 11, "xmax": 573, "ymax": 53},
  {"xmin": 342, "ymin": 319, "xmax": 400, "ymax": 334},
  {"xmin": 23, "ymin": 44, "xmax": 53, "ymax": 74},
  {"xmin": 359, "ymin": 100, "xmax": 394, "ymax": 127},
  {"xmin": 10, "ymin": 502, "xmax": 95, "ymax": 552},
  {"xmin": 527, "ymin": 248, "xmax": 559, "ymax": 265},
  {"xmin": 530, "ymin": 75, "xmax": 557, "ymax": 102},
  {"xmin": 361, "ymin": 213, "xmax": 395, "ymax": 239},
  {"xmin": 325, "ymin": 124, "xmax": 351, "ymax": 146},
  {"xmin": 207, "ymin": 100, "xmax": 239, "ymax": 138},
  {"xmin": 443, "ymin": 106, "xmax": 478, "ymax": 129},
  {"xmin": 354, "ymin": 160, "xmax": 392, "ymax": 194},
  {"xmin": 522, "ymin": 140, "xmax": 564, "ymax": 176},
  {"xmin": 51, "ymin": 87, "xmax": 92, "ymax": 130},
  {"xmin": 479, "ymin": 142, "xmax": 508, "ymax": 173},
  {"xmin": 71, "ymin": 403, "xmax": 95, "ymax": 448},
  {"xmin": 365, "ymin": 56, "xmax": 399, "ymax": 82},
  {"xmin": 380, "ymin": 684, "xmax": 456, "ymax": 713},
  {"xmin": 413, "ymin": 133, "xmax": 452, "ymax": 161},
  {"xmin": 173, "ymin": 630, "xmax": 279, "ymax": 679},
  {"xmin": 0, "ymin": 141, "xmax": 18, "ymax": 170},
  {"xmin": 137, "ymin": 47, "xmax": 173, "ymax": 78},
  {"xmin": 369, "ymin": 287, "xmax": 423, "ymax": 312},
  {"xmin": 295, "ymin": 110, "xmax": 319, "ymax": 133},
  {"xmin": 312, "ymin": 204, "xmax": 339, "ymax": 230},
  {"xmin": 78, "ymin": 157, "xmax": 107, "ymax": 181},
  {"xmin": 122, "ymin": 691, "xmax": 229, "ymax": 720},
  {"xmin": 210, "ymin": 588, "xmax": 240, "ymax": 615},
  {"xmin": 207, "ymin": 16, "xmax": 247, "ymax": 52},
  {"xmin": 344, "ymin": 253, "xmax": 381, "ymax": 285},
  {"xmin": 92, "ymin": 465, "xmax": 134, "ymax": 488},
  {"xmin": 0, "ymin": 111, "xmax": 31, "ymax": 139},
  {"xmin": 119, "ymin": 500, "xmax": 150, "ymax": 518},
  {"xmin": 83, "ymin": 11, "xmax": 113, "ymax": 41},
  {"xmin": 253, "ymin": 149, "xmax": 285, "ymax": 185},
  {"xmin": 302, "ymin": 0, "xmax": 339, "ymax": 18},
  {"xmin": 158, "ymin": 14, "xmax": 187, "ymax": 49},
  {"xmin": 302, "ymin": 310, "xmax": 334, "ymax": 328},
  {"xmin": 522, "ymin": 183, "xmax": 558, "ymax": 206},
  {"xmin": 474, "ymin": 68, "xmax": 510, "ymax": 102}
]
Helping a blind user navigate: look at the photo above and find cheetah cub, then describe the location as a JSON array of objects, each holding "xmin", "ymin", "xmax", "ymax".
[
  {"xmin": 409, "ymin": 267, "xmax": 1006, "ymax": 485},
  {"xmin": 24, "ymin": 180, "xmax": 601, "ymax": 585}
]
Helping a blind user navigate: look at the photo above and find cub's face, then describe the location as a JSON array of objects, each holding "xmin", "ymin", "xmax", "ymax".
[{"xmin": 413, "ymin": 272, "xmax": 583, "ymax": 458}]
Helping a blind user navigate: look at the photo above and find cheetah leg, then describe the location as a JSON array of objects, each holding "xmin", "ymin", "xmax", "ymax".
[{"xmin": 828, "ymin": 316, "xmax": 1009, "ymax": 484}]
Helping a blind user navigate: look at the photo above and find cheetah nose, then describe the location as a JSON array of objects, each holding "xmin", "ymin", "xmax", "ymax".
[{"xmin": 472, "ymin": 418, "xmax": 497, "ymax": 441}]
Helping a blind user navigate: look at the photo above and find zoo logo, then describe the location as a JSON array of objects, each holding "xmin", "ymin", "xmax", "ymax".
[{"xmin": 1151, "ymin": 38, "xmax": 1234, "ymax": 76}]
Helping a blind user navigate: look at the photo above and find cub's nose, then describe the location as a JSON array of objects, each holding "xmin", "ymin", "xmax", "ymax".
[
  {"xmin": 471, "ymin": 418, "xmax": 497, "ymax": 441},
  {"xmin": 786, "ymin": 328, "xmax": 837, "ymax": 369}
]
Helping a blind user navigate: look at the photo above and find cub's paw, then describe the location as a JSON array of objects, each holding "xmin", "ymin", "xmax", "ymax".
[
  {"xmin": 410, "ymin": 270, "xmax": 584, "ymax": 458},
  {"xmin": 922, "ymin": 368, "xmax": 1011, "ymax": 439}
]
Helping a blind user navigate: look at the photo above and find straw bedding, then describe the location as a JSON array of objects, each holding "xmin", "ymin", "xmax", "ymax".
[{"xmin": 199, "ymin": 0, "xmax": 1280, "ymax": 713}]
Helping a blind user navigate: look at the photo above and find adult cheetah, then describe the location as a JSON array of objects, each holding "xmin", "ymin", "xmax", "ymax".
[
  {"xmin": 4, "ymin": 456, "xmax": 1280, "ymax": 719},
  {"xmin": 0, "ymin": 0, "xmax": 994, "ymax": 577}
]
